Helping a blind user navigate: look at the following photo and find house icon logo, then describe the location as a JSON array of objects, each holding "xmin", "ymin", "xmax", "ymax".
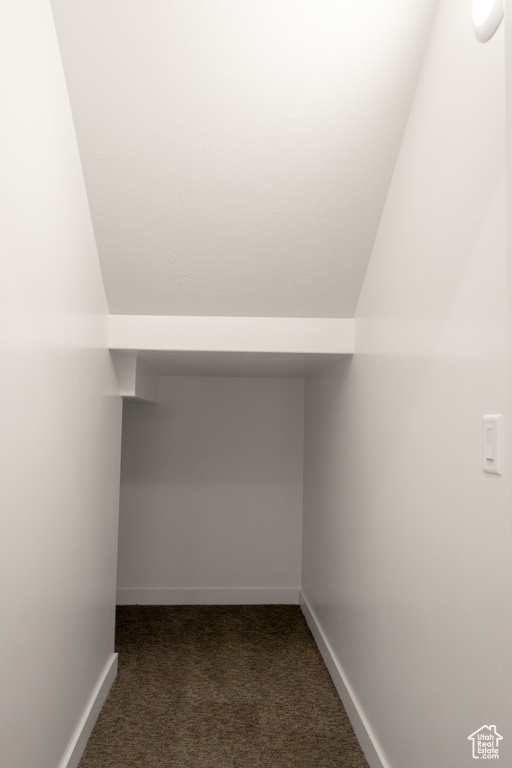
[{"xmin": 468, "ymin": 725, "xmax": 503, "ymax": 759}]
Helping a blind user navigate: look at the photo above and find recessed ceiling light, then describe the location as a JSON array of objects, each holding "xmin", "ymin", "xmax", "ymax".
[{"xmin": 472, "ymin": 0, "xmax": 504, "ymax": 42}]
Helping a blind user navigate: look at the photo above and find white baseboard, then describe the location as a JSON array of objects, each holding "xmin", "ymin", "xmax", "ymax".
[
  {"xmin": 116, "ymin": 587, "xmax": 300, "ymax": 605},
  {"xmin": 300, "ymin": 591, "xmax": 391, "ymax": 768},
  {"xmin": 58, "ymin": 653, "xmax": 118, "ymax": 768}
]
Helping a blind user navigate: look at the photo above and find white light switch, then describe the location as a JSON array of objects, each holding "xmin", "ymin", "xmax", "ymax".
[
  {"xmin": 484, "ymin": 426, "xmax": 494, "ymax": 460},
  {"xmin": 483, "ymin": 415, "xmax": 502, "ymax": 475}
]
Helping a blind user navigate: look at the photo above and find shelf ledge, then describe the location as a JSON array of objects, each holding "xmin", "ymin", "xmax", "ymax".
[{"xmin": 108, "ymin": 315, "xmax": 354, "ymax": 355}]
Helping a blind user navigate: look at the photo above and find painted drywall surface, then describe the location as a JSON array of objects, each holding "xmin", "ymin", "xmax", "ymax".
[
  {"xmin": 118, "ymin": 377, "xmax": 303, "ymax": 595},
  {"xmin": 302, "ymin": 2, "xmax": 512, "ymax": 767},
  {"xmin": 51, "ymin": 0, "xmax": 437, "ymax": 318},
  {"xmin": 0, "ymin": 3, "xmax": 122, "ymax": 768},
  {"xmin": 108, "ymin": 315, "xmax": 354, "ymax": 354}
]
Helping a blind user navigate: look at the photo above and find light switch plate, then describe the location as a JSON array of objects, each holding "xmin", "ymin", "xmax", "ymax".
[{"xmin": 483, "ymin": 415, "xmax": 502, "ymax": 475}]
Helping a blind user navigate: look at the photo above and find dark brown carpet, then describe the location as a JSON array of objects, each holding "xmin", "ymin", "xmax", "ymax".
[{"xmin": 78, "ymin": 605, "xmax": 370, "ymax": 768}]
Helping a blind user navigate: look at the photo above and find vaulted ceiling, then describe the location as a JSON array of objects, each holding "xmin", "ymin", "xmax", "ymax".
[{"xmin": 50, "ymin": 0, "xmax": 438, "ymax": 318}]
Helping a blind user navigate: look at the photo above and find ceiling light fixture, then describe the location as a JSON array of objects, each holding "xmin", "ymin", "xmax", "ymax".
[{"xmin": 472, "ymin": 0, "xmax": 504, "ymax": 42}]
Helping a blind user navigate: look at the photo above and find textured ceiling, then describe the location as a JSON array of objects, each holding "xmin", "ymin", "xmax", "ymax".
[{"xmin": 51, "ymin": 0, "xmax": 437, "ymax": 317}]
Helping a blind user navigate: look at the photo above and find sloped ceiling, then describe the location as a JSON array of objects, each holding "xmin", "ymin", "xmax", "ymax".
[{"xmin": 50, "ymin": 0, "xmax": 437, "ymax": 318}]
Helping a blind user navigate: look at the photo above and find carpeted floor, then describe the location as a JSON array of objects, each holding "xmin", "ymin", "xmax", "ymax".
[{"xmin": 78, "ymin": 605, "xmax": 370, "ymax": 768}]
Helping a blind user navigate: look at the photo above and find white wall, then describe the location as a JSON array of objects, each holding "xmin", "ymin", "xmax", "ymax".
[
  {"xmin": 117, "ymin": 376, "xmax": 304, "ymax": 603},
  {"xmin": 302, "ymin": 1, "xmax": 512, "ymax": 767},
  {"xmin": 0, "ymin": 3, "xmax": 122, "ymax": 768},
  {"xmin": 51, "ymin": 0, "xmax": 437, "ymax": 319}
]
